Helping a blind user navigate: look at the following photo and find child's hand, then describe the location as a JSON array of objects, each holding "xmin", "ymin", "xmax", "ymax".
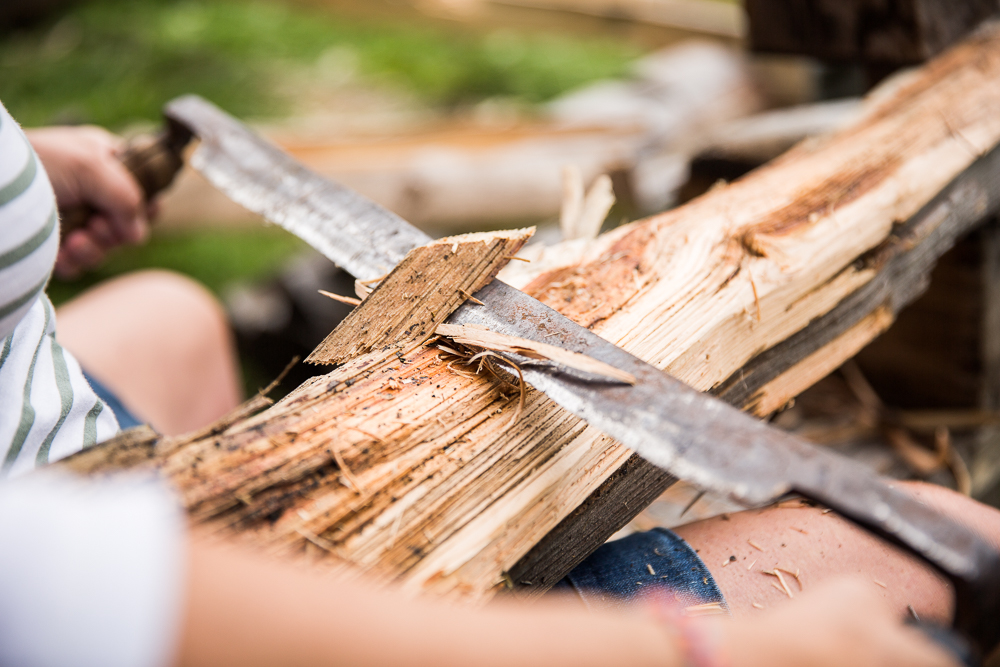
[
  {"xmin": 720, "ymin": 577, "xmax": 960, "ymax": 667},
  {"xmin": 26, "ymin": 126, "xmax": 152, "ymax": 279}
]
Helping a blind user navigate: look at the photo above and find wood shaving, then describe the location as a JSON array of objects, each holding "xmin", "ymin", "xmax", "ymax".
[
  {"xmin": 318, "ymin": 289, "xmax": 362, "ymax": 307},
  {"xmin": 436, "ymin": 323, "xmax": 636, "ymax": 384},
  {"xmin": 762, "ymin": 570, "xmax": 794, "ymax": 598},
  {"xmin": 777, "ymin": 567, "xmax": 802, "ymax": 590},
  {"xmin": 647, "ymin": 563, "xmax": 656, "ymax": 576},
  {"xmin": 309, "ymin": 228, "xmax": 533, "ymax": 366},
  {"xmin": 296, "ymin": 527, "xmax": 339, "ymax": 554},
  {"xmin": 684, "ymin": 602, "xmax": 726, "ymax": 617},
  {"xmin": 330, "ymin": 445, "xmax": 367, "ymax": 494},
  {"xmin": 747, "ymin": 539, "xmax": 765, "ymax": 551},
  {"xmin": 458, "ymin": 288, "xmax": 485, "ymax": 306}
]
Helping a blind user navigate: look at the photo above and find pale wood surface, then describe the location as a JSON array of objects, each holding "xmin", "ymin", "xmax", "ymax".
[{"xmin": 69, "ymin": 25, "xmax": 1000, "ymax": 601}]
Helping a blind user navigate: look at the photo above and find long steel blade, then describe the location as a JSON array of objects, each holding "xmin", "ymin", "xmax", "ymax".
[
  {"xmin": 166, "ymin": 97, "xmax": 429, "ymax": 281},
  {"xmin": 165, "ymin": 95, "xmax": 998, "ymax": 649}
]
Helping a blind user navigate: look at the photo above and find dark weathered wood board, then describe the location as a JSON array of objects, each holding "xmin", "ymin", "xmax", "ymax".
[{"xmin": 745, "ymin": 0, "xmax": 998, "ymax": 65}]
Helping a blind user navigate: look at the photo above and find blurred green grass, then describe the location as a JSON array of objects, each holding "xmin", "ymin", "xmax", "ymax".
[
  {"xmin": 0, "ymin": 0, "xmax": 641, "ymax": 129},
  {"xmin": 4, "ymin": 0, "xmax": 642, "ymax": 394},
  {"xmin": 46, "ymin": 225, "xmax": 307, "ymax": 306}
]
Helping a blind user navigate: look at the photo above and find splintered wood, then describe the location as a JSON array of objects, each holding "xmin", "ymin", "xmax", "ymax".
[
  {"xmin": 435, "ymin": 323, "xmax": 635, "ymax": 384},
  {"xmin": 307, "ymin": 228, "xmax": 533, "ymax": 366},
  {"xmin": 70, "ymin": 26, "xmax": 1000, "ymax": 602}
]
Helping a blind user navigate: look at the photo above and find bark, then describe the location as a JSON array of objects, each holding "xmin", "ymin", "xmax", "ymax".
[{"xmin": 67, "ymin": 25, "xmax": 1000, "ymax": 601}]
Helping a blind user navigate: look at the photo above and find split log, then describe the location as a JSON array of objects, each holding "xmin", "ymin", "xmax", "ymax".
[{"xmin": 69, "ymin": 25, "xmax": 1000, "ymax": 601}]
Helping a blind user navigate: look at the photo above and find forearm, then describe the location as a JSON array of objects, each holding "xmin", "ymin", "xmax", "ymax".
[{"xmin": 177, "ymin": 537, "xmax": 682, "ymax": 667}]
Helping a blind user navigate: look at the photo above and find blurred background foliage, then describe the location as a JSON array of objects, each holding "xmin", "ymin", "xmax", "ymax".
[
  {"xmin": 0, "ymin": 0, "xmax": 644, "ymax": 308},
  {"xmin": 0, "ymin": 0, "xmax": 640, "ymax": 129}
]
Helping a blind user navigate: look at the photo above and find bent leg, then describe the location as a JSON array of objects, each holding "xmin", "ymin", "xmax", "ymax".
[
  {"xmin": 672, "ymin": 481, "xmax": 1000, "ymax": 624},
  {"xmin": 56, "ymin": 270, "xmax": 243, "ymax": 436}
]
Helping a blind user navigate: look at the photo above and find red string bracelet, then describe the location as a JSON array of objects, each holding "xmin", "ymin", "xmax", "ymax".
[{"xmin": 643, "ymin": 592, "xmax": 729, "ymax": 667}]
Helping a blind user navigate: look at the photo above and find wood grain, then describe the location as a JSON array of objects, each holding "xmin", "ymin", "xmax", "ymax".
[
  {"xmin": 745, "ymin": 0, "xmax": 997, "ymax": 65},
  {"xmin": 307, "ymin": 228, "xmax": 532, "ymax": 366},
  {"xmin": 67, "ymin": 25, "xmax": 1000, "ymax": 601}
]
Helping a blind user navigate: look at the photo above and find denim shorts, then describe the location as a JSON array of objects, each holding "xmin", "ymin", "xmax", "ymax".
[
  {"xmin": 553, "ymin": 527, "xmax": 728, "ymax": 612},
  {"xmin": 83, "ymin": 371, "xmax": 144, "ymax": 431}
]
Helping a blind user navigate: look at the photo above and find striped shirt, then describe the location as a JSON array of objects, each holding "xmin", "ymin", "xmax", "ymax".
[{"xmin": 0, "ymin": 101, "xmax": 119, "ymax": 477}]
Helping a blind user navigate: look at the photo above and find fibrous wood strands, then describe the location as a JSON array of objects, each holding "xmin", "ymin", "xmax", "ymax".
[{"xmin": 67, "ymin": 24, "xmax": 1000, "ymax": 601}]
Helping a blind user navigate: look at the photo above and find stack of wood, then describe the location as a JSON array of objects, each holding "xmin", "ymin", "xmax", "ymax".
[{"xmin": 69, "ymin": 21, "xmax": 1000, "ymax": 601}]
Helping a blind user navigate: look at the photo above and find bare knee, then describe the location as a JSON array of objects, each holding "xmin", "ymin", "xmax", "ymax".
[
  {"xmin": 673, "ymin": 499, "xmax": 954, "ymax": 622},
  {"xmin": 57, "ymin": 269, "xmax": 242, "ymax": 436}
]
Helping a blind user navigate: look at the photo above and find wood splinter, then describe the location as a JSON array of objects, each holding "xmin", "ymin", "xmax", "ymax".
[
  {"xmin": 762, "ymin": 569, "xmax": 794, "ymax": 598},
  {"xmin": 308, "ymin": 227, "xmax": 534, "ymax": 367},
  {"xmin": 435, "ymin": 323, "xmax": 636, "ymax": 385},
  {"xmin": 319, "ymin": 290, "xmax": 362, "ymax": 307}
]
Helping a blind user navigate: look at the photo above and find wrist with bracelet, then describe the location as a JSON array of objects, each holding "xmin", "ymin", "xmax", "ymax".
[{"xmin": 644, "ymin": 593, "xmax": 730, "ymax": 667}]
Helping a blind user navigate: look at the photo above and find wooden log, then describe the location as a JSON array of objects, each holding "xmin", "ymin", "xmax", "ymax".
[
  {"xmin": 745, "ymin": 0, "xmax": 998, "ymax": 65},
  {"xmin": 68, "ymin": 25, "xmax": 1000, "ymax": 601}
]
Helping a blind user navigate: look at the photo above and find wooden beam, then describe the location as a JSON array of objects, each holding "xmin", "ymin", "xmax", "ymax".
[{"xmin": 67, "ymin": 25, "xmax": 1000, "ymax": 601}]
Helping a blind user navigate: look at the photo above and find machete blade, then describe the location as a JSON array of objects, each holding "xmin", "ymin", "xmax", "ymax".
[{"xmin": 164, "ymin": 95, "xmax": 1000, "ymax": 652}]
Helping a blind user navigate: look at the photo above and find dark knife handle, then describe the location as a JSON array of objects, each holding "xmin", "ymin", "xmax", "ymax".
[{"xmin": 59, "ymin": 128, "xmax": 189, "ymax": 242}]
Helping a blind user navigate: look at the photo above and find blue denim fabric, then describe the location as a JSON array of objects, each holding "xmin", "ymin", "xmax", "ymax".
[
  {"xmin": 83, "ymin": 371, "xmax": 144, "ymax": 430},
  {"xmin": 553, "ymin": 527, "xmax": 728, "ymax": 612}
]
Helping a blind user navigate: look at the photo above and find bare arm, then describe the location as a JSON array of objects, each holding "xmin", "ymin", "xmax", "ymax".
[{"xmin": 175, "ymin": 537, "xmax": 956, "ymax": 667}]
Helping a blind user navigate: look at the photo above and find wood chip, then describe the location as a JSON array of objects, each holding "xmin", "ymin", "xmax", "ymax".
[
  {"xmin": 318, "ymin": 290, "xmax": 361, "ymax": 307},
  {"xmin": 436, "ymin": 323, "xmax": 636, "ymax": 384},
  {"xmin": 777, "ymin": 567, "xmax": 802, "ymax": 590},
  {"xmin": 748, "ymin": 539, "xmax": 764, "ymax": 551},
  {"xmin": 458, "ymin": 289, "xmax": 485, "ymax": 306},
  {"xmin": 752, "ymin": 602, "xmax": 764, "ymax": 610},
  {"xmin": 296, "ymin": 527, "xmax": 339, "ymax": 554},
  {"xmin": 354, "ymin": 281, "xmax": 373, "ymax": 300},
  {"xmin": 647, "ymin": 563, "xmax": 656, "ymax": 576},
  {"xmin": 747, "ymin": 559, "xmax": 757, "ymax": 571},
  {"xmin": 684, "ymin": 602, "xmax": 726, "ymax": 617},
  {"xmin": 885, "ymin": 425, "xmax": 943, "ymax": 475},
  {"xmin": 774, "ymin": 569, "xmax": 795, "ymax": 597},
  {"xmin": 873, "ymin": 579, "xmax": 888, "ymax": 589},
  {"xmin": 330, "ymin": 445, "xmax": 367, "ymax": 494},
  {"xmin": 308, "ymin": 228, "xmax": 533, "ymax": 366}
]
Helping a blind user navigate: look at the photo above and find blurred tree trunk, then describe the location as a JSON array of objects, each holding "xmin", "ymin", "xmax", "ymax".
[{"xmin": 746, "ymin": 0, "xmax": 999, "ymax": 66}]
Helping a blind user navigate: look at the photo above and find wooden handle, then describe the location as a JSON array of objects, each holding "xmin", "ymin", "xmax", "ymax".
[{"xmin": 59, "ymin": 130, "xmax": 187, "ymax": 241}]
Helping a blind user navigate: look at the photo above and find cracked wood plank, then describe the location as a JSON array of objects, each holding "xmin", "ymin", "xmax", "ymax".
[
  {"xmin": 307, "ymin": 228, "xmax": 533, "ymax": 366},
  {"xmin": 67, "ymin": 25, "xmax": 1000, "ymax": 602}
]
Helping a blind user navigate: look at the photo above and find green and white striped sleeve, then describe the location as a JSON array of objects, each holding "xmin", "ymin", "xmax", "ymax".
[{"xmin": 0, "ymin": 102, "xmax": 120, "ymax": 477}]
